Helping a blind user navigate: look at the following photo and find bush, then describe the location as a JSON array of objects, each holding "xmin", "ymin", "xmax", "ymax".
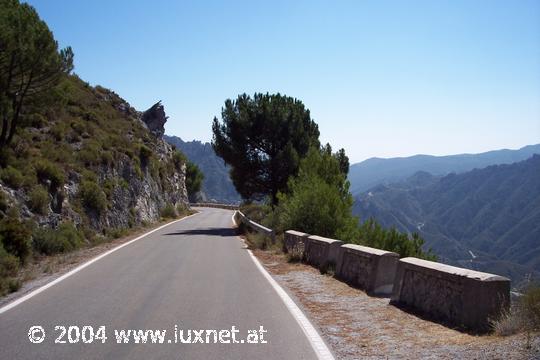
[
  {"xmin": 521, "ymin": 285, "xmax": 540, "ymax": 331},
  {"xmin": 79, "ymin": 180, "xmax": 107, "ymax": 214},
  {"xmin": 357, "ymin": 219, "xmax": 436, "ymax": 260},
  {"xmin": 176, "ymin": 203, "xmax": 190, "ymax": 217},
  {"xmin": 0, "ymin": 215, "xmax": 32, "ymax": 263},
  {"xmin": 28, "ymin": 186, "xmax": 49, "ymax": 215},
  {"xmin": 0, "ymin": 191, "xmax": 7, "ymax": 213},
  {"xmin": 172, "ymin": 150, "xmax": 186, "ymax": 171},
  {"xmin": 0, "ymin": 241, "xmax": 19, "ymax": 277},
  {"xmin": 186, "ymin": 161, "xmax": 204, "ymax": 198},
  {"xmin": 77, "ymin": 143, "xmax": 101, "ymax": 166},
  {"xmin": 277, "ymin": 147, "xmax": 359, "ymax": 242},
  {"xmin": 34, "ymin": 159, "xmax": 65, "ymax": 191},
  {"xmin": 278, "ymin": 175, "xmax": 359, "ymax": 242},
  {"xmin": 0, "ymin": 166, "xmax": 24, "ymax": 189},
  {"xmin": 160, "ymin": 204, "xmax": 177, "ymax": 219},
  {"xmin": 32, "ymin": 222, "xmax": 84, "ymax": 255},
  {"xmin": 492, "ymin": 285, "xmax": 540, "ymax": 338},
  {"xmin": 0, "ymin": 241, "xmax": 20, "ymax": 296},
  {"xmin": 139, "ymin": 145, "xmax": 152, "ymax": 166}
]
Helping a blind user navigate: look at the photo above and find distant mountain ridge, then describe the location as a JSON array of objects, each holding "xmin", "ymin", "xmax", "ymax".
[
  {"xmin": 164, "ymin": 135, "xmax": 241, "ymax": 203},
  {"xmin": 349, "ymin": 144, "xmax": 540, "ymax": 194},
  {"xmin": 353, "ymin": 155, "xmax": 540, "ymax": 286}
]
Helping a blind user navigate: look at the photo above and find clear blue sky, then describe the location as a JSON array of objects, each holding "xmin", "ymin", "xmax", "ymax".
[{"xmin": 26, "ymin": 0, "xmax": 540, "ymax": 162}]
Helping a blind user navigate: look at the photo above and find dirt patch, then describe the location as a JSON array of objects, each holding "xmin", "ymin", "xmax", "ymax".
[
  {"xmin": 253, "ymin": 249, "xmax": 540, "ymax": 360},
  {"xmin": 0, "ymin": 214, "xmax": 195, "ymax": 308}
]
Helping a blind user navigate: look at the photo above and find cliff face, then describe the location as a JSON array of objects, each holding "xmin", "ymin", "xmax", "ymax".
[{"xmin": 0, "ymin": 75, "xmax": 188, "ymax": 237}]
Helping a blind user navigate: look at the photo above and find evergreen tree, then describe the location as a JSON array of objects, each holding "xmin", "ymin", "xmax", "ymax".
[
  {"xmin": 212, "ymin": 93, "xmax": 320, "ymax": 204},
  {"xmin": 0, "ymin": 0, "xmax": 74, "ymax": 148}
]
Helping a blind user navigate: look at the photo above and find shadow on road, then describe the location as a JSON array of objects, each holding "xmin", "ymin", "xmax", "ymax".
[{"xmin": 163, "ymin": 227, "xmax": 237, "ymax": 237}]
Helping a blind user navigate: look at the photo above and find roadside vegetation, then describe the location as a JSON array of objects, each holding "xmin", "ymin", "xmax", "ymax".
[
  {"xmin": 213, "ymin": 93, "xmax": 435, "ymax": 260},
  {"xmin": 493, "ymin": 285, "xmax": 540, "ymax": 338}
]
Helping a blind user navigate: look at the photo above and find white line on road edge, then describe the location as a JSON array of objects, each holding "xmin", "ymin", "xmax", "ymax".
[
  {"xmin": 0, "ymin": 212, "xmax": 200, "ymax": 315},
  {"xmin": 232, "ymin": 212, "xmax": 335, "ymax": 360}
]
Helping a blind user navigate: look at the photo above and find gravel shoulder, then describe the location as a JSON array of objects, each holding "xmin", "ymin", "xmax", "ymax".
[{"xmin": 253, "ymin": 249, "xmax": 540, "ymax": 360}]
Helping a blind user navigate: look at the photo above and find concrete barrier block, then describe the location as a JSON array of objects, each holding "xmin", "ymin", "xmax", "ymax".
[
  {"xmin": 306, "ymin": 235, "xmax": 343, "ymax": 270},
  {"xmin": 284, "ymin": 230, "xmax": 310, "ymax": 256},
  {"xmin": 391, "ymin": 257, "xmax": 510, "ymax": 332},
  {"xmin": 335, "ymin": 244, "xmax": 399, "ymax": 295}
]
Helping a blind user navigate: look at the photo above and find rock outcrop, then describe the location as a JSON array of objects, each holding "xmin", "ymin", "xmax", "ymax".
[{"xmin": 141, "ymin": 101, "xmax": 168, "ymax": 138}]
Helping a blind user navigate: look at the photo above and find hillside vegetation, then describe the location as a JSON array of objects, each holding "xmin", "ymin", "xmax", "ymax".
[
  {"xmin": 0, "ymin": 73, "xmax": 190, "ymax": 295},
  {"xmin": 353, "ymin": 155, "xmax": 540, "ymax": 285}
]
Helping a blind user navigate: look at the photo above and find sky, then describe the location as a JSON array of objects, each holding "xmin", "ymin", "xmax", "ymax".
[{"xmin": 26, "ymin": 0, "xmax": 540, "ymax": 163}]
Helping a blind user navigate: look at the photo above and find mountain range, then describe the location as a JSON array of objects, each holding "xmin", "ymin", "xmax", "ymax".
[
  {"xmin": 352, "ymin": 154, "xmax": 540, "ymax": 286},
  {"xmin": 348, "ymin": 144, "xmax": 540, "ymax": 194},
  {"xmin": 164, "ymin": 135, "xmax": 241, "ymax": 203}
]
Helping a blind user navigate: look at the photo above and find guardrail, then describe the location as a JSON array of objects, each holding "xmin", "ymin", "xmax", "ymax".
[
  {"xmin": 234, "ymin": 211, "xmax": 276, "ymax": 244},
  {"xmin": 190, "ymin": 203, "xmax": 239, "ymax": 210},
  {"xmin": 193, "ymin": 202, "xmax": 511, "ymax": 332},
  {"xmin": 282, "ymin": 228, "xmax": 510, "ymax": 332}
]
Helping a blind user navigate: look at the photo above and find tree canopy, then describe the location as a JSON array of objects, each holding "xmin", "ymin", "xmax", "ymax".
[
  {"xmin": 0, "ymin": 0, "xmax": 74, "ymax": 148},
  {"xmin": 212, "ymin": 93, "xmax": 320, "ymax": 204},
  {"xmin": 185, "ymin": 160, "xmax": 204, "ymax": 201},
  {"xmin": 276, "ymin": 146, "xmax": 359, "ymax": 242}
]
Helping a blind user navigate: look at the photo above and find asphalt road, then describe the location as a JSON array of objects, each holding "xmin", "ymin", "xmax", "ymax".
[{"xmin": 0, "ymin": 208, "xmax": 320, "ymax": 359}]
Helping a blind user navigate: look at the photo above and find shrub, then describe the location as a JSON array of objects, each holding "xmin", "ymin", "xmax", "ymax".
[
  {"xmin": 0, "ymin": 166, "xmax": 24, "ymax": 189},
  {"xmin": 176, "ymin": 203, "xmax": 189, "ymax": 217},
  {"xmin": 245, "ymin": 231, "xmax": 269, "ymax": 250},
  {"xmin": 0, "ymin": 215, "xmax": 32, "ymax": 263},
  {"xmin": 28, "ymin": 113, "xmax": 46, "ymax": 128},
  {"xmin": 492, "ymin": 308, "xmax": 523, "ymax": 336},
  {"xmin": 357, "ymin": 219, "xmax": 436, "ymax": 260},
  {"xmin": 172, "ymin": 150, "xmax": 186, "ymax": 171},
  {"xmin": 34, "ymin": 159, "xmax": 65, "ymax": 191},
  {"xmin": 521, "ymin": 285, "xmax": 540, "ymax": 331},
  {"xmin": 160, "ymin": 204, "xmax": 177, "ymax": 219},
  {"xmin": 0, "ymin": 240, "xmax": 19, "ymax": 277},
  {"xmin": 139, "ymin": 145, "xmax": 152, "ymax": 167},
  {"xmin": 32, "ymin": 222, "xmax": 84, "ymax": 255},
  {"xmin": 492, "ymin": 284, "xmax": 540, "ymax": 340},
  {"xmin": 186, "ymin": 161, "xmax": 204, "ymax": 199},
  {"xmin": 276, "ymin": 147, "xmax": 359, "ymax": 241},
  {"xmin": 0, "ymin": 241, "xmax": 20, "ymax": 296},
  {"xmin": 79, "ymin": 180, "xmax": 107, "ymax": 214},
  {"xmin": 0, "ymin": 191, "xmax": 8, "ymax": 213},
  {"xmin": 28, "ymin": 186, "xmax": 49, "ymax": 215},
  {"xmin": 77, "ymin": 143, "xmax": 101, "ymax": 166},
  {"xmin": 50, "ymin": 122, "xmax": 66, "ymax": 141},
  {"xmin": 104, "ymin": 227, "xmax": 128, "ymax": 240},
  {"xmin": 278, "ymin": 175, "xmax": 359, "ymax": 242}
]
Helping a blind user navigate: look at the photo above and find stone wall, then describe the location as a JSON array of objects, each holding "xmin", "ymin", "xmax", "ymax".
[
  {"xmin": 391, "ymin": 257, "xmax": 510, "ymax": 332},
  {"xmin": 336, "ymin": 244, "xmax": 399, "ymax": 295},
  {"xmin": 284, "ymin": 230, "xmax": 310, "ymax": 257},
  {"xmin": 234, "ymin": 211, "xmax": 275, "ymax": 243},
  {"xmin": 305, "ymin": 235, "xmax": 343, "ymax": 270}
]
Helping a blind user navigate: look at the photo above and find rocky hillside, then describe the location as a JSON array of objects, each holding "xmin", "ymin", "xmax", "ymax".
[
  {"xmin": 0, "ymin": 74, "xmax": 189, "ymax": 294},
  {"xmin": 164, "ymin": 135, "xmax": 240, "ymax": 203},
  {"xmin": 353, "ymin": 155, "xmax": 540, "ymax": 286}
]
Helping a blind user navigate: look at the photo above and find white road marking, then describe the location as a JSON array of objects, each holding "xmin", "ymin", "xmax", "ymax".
[
  {"xmin": 231, "ymin": 211, "xmax": 335, "ymax": 360},
  {"xmin": 0, "ymin": 213, "xmax": 199, "ymax": 315}
]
